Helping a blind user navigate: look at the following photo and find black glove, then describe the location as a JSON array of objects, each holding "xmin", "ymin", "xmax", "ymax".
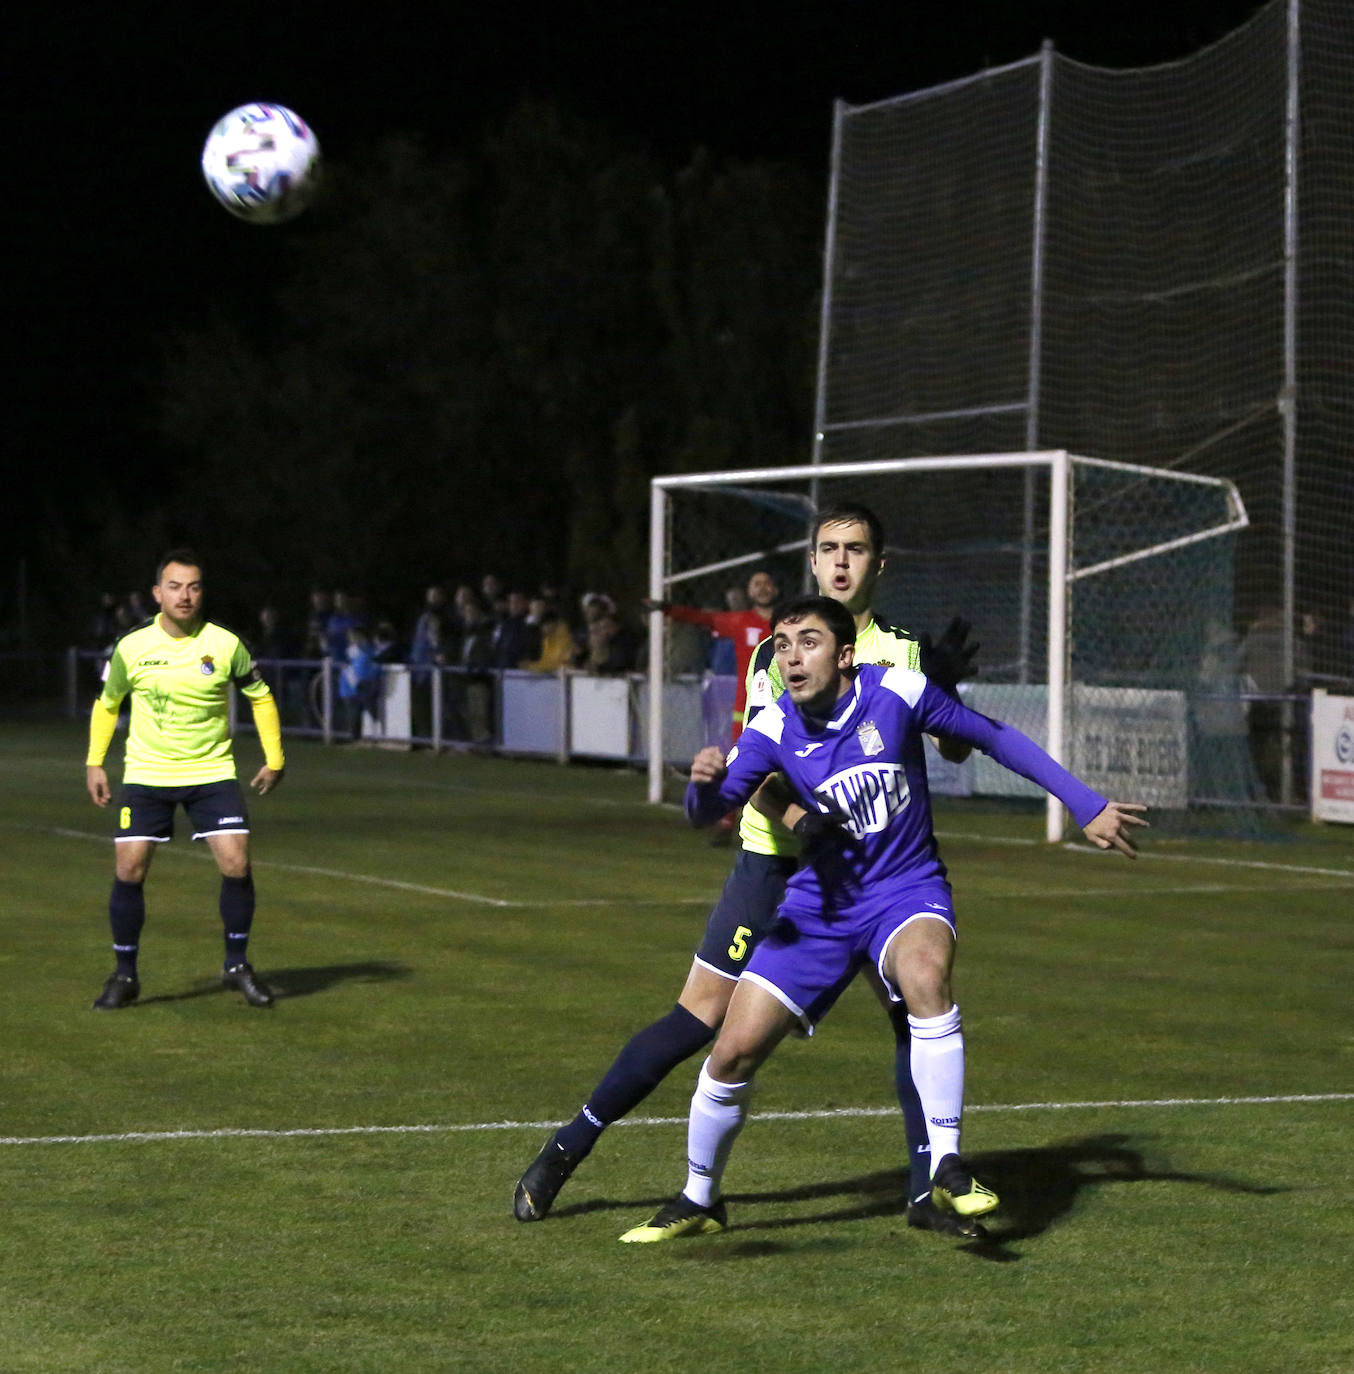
[
  {"xmin": 792, "ymin": 801, "xmax": 851, "ymax": 849},
  {"xmin": 917, "ymin": 616, "xmax": 979, "ymax": 690}
]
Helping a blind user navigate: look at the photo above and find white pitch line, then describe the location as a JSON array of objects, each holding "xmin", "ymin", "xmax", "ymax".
[
  {"xmin": 3, "ymin": 1092, "xmax": 1349, "ymax": 1148},
  {"xmin": 35, "ymin": 827, "xmax": 706, "ymax": 908},
  {"xmin": 32, "ymin": 825, "xmax": 1353, "ymax": 908}
]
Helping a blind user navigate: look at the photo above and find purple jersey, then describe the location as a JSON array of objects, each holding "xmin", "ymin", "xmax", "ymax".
[{"xmin": 686, "ymin": 664, "xmax": 1108, "ymax": 918}]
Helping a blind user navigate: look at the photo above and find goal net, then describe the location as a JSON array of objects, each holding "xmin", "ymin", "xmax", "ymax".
[{"xmin": 647, "ymin": 452, "xmax": 1252, "ymax": 839}]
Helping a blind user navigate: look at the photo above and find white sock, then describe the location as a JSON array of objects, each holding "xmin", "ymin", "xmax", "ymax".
[
  {"xmin": 683, "ymin": 1059, "xmax": 753, "ymax": 1207},
  {"xmin": 908, "ymin": 1005, "xmax": 965, "ymax": 1174}
]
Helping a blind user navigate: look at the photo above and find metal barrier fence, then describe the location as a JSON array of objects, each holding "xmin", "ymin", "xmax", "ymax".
[
  {"xmin": 36, "ymin": 649, "xmax": 1348, "ymax": 810},
  {"xmin": 61, "ymin": 650, "xmax": 715, "ymax": 768}
]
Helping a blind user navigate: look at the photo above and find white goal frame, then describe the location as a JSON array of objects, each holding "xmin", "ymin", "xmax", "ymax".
[{"xmin": 647, "ymin": 451, "xmax": 1249, "ymax": 839}]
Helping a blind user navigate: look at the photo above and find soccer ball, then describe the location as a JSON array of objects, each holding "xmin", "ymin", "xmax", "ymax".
[{"xmin": 200, "ymin": 103, "xmax": 321, "ymax": 224}]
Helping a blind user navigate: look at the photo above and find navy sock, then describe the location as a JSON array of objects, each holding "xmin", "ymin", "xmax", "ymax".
[
  {"xmin": 109, "ymin": 879, "xmax": 145, "ymax": 976},
  {"xmin": 555, "ymin": 1004, "xmax": 716, "ymax": 1157},
  {"xmin": 888, "ymin": 1000, "xmax": 933, "ymax": 1201},
  {"xmin": 219, "ymin": 873, "xmax": 256, "ymax": 969}
]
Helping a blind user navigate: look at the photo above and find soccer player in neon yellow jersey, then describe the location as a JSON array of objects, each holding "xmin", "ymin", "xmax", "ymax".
[
  {"xmin": 85, "ymin": 550, "xmax": 286, "ymax": 1009},
  {"xmin": 515, "ymin": 503, "xmax": 981, "ymax": 1234}
]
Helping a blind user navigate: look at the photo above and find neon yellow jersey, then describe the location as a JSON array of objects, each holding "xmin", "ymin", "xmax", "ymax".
[
  {"xmin": 738, "ymin": 617, "xmax": 921, "ymax": 855},
  {"xmin": 98, "ymin": 618, "xmax": 272, "ymax": 786}
]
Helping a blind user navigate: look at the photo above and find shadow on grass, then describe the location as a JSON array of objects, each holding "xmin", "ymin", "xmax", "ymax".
[
  {"xmin": 551, "ymin": 1133, "xmax": 1283, "ymax": 1262},
  {"xmin": 134, "ymin": 959, "xmax": 413, "ymax": 1005}
]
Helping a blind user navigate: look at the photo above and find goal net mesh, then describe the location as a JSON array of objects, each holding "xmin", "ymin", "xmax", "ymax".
[
  {"xmin": 812, "ymin": 0, "xmax": 1354, "ymax": 816},
  {"xmin": 658, "ymin": 457, "xmax": 1256, "ymax": 837}
]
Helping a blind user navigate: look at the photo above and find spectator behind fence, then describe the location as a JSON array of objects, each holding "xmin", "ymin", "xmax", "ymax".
[
  {"xmin": 1191, "ymin": 619, "xmax": 1260, "ymax": 803},
  {"xmin": 492, "ymin": 590, "xmax": 541, "ymax": 669},
  {"xmin": 452, "ymin": 585, "xmax": 494, "ymax": 742},
  {"xmin": 372, "ymin": 620, "xmax": 401, "ymax": 663},
  {"xmin": 642, "ymin": 569, "xmax": 779, "ymax": 737},
  {"xmin": 254, "ymin": 605, "xmax": 297, "ymax": 660},
  {"xmin": 303, "ymin": 588, "xmax": 332, "ymax": 658},
  {"xmin": 339, "ymin": 627, "xmax": 382, "ymax": 738},
  {"xmin": 453, "ymin": 585, "xmax": 493, "ymax": 669},
  {"xmin": 524, "ymin": 597, "xmax": 575, "ymax": 672},
  {"xmin": 1239, "ymin": 606, "xmax": 1288, "ymax": 801},
  {"xmin": 410, "ymin": 586, "xmax": 447, "ymax": 671},
  {"xmin": 325, "ymin": 591, "xmax": 366, "ymax": 661},
  {"xmin": 582, "ymin": 607, "xmax": 639, "ymax": 674}
]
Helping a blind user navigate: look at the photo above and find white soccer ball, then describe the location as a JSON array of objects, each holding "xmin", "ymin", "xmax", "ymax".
[{"xmin": 201, "ymin": 103, "xmax": 321, "ymax": 225}]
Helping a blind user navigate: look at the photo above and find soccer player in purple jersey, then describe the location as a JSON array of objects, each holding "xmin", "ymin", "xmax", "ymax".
[
  {"xmin": 515, "ymin": 503, "xmax": 980, "ymax": 1235},
  {"xmin": 620, "ymin": 595, "xmax": 1146, "ymax": 1241}
]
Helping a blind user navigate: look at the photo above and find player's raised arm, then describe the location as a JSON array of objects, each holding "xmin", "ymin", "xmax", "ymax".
[
  {"xmin": 684, "ymin": 730, "xmax": 778, "ymax": 827},
  {"xmin": 1082, "ymin": 802, "xmax": 1149, "ymax": 857}
]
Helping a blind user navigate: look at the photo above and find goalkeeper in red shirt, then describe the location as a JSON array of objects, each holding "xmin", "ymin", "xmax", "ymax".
[{"xmin": 644, "ymin": 569, "xmax": 780, "ymax": 739}]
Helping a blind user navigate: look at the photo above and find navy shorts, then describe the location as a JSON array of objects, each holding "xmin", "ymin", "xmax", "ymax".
[
  {"xmin": 115, "ymin": 779, "xmax": 250, "ymax": 844},
  {"xmin": 693, "ymin": 849, "xmax": 798, "ymax": 980}
]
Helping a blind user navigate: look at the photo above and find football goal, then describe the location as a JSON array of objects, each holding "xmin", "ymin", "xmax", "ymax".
[{"xmin": 646, "ymin": 451, "xmax": 1250, "ymax": 840}]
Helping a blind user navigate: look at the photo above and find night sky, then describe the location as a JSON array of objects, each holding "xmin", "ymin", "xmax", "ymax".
[{"xmin": 15, "ymin": 1, "xmax": 1270, "ymax": 577}]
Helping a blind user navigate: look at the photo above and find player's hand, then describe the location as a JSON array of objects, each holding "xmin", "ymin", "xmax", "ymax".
[
  {"xmin": 918, "ymin": 616, "xmax": 979, "ymax": 689},
  {"xmin": 86, "ymin": 765, "xmax": 111, "ymax": 808},
  {"xmin": 689, "ymin": 746, "xmax": 728, "ymax": 785},
  {"xmin": 750, "ymin": 772, "xmax": 796, "ymax": 824},
  {"xmin": 251, "ymin": 765, "xmax": 285, "ymax": 795},
  {"xmin": 641, "ymin": 597, "xmax": 671, "ymax": 614},
  {"xmin": 1082, "ymin": 801, "xmax": 1149, "ymax": 857},
  {"xmin": 792, "ymin": 806, "xmax": 848, "ymax": 846}
]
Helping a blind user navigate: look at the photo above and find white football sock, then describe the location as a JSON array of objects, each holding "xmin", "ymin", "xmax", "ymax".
[
  {"xmin": 683, "ymin": 1059, "xmax": 753, "ymax": 1207},
  {"xmin": 908, "ymin": 1004, "xmax": 965, "ymax": 1173}
]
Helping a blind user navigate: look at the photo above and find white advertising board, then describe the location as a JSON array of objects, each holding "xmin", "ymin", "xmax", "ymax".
[{"xmin": 1310, "ymin": 689, "xmax": 1354, "ymax": 824}]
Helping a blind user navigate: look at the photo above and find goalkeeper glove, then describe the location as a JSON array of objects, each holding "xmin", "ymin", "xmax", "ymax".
[
  {"xmin": 918, "ymin": 616, "xmax": 979, "ymax": 690},
  {"xmin": 792, "ymin": 802, "xmax": 851, "ymax": 848}
]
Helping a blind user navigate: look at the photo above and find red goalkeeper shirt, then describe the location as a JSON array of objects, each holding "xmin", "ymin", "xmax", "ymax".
[{"xmin": 664, "ymin": 606, "xmax": 772, "ymax": 735}]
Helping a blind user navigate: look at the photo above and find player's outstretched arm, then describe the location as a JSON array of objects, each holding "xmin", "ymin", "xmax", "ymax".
[
  {"xmin": 86, "ymin": 765, "xmax": 111, "ymax": 807},
  {"xmin": 1082, "ymin": 802, "xmax": 1149, "ymax": 857}
]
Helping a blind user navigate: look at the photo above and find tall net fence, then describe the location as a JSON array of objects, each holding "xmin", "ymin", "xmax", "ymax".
[
  {"xmin": 816, "ymin": 0, "xmax": 1354, "ymax": 810},
  {"xmin": 656, "ymin": 456, "xmax": 1253, "ymax": 835}
]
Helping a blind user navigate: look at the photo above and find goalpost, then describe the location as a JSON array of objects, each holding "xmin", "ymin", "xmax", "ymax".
[{"xmin": 647, "ymin": 451, "xmax": 1248, "ymax": 840}]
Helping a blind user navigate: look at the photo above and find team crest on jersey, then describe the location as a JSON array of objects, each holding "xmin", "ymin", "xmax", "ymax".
[
  {"xmin": 856, "ymin": 720, "xmax": 885, "ymax": 756},
  {"xmin": 200, "ymin": 655, "xmax": 215, "ymax": 676},
  {"xmin": 875, "ymin": 659, "xmax": 895, "ymax": 667}
]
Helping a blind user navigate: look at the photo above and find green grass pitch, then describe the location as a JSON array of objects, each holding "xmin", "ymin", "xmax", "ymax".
[{"xmin": 2, "ymin": 720, "xmax": 1352, "ymax": 1373}]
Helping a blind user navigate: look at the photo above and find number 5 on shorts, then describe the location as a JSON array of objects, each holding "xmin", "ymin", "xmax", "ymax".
[{"xmin": 727, "ymin": 925, "xmax": 752, "ymax": 963}]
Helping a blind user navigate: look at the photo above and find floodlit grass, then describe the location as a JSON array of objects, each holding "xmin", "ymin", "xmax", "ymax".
[{"xmin": 2, "ymin": 720, "xmax": 1352, "ymax": 1372}]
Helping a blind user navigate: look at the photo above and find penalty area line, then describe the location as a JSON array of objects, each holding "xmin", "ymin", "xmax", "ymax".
[{"xmin": 3, "ymin": 1092, "xmax": 1350, "ymax": 1148}]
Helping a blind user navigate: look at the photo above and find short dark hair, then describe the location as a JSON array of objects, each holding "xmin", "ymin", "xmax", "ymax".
[
  {"xmin": 771, "ymin": 595, "xmax": 857, "ymax": 649},
  {"xmin": 813, "ymin": 502, "xmax": 886, "ymax": 558},
  {"xmin": 156, "ymin": 548, "xmax": 202, "ymax": 584}
]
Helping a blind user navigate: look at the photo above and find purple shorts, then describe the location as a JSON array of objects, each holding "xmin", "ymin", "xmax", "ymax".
[{"xmin": 740, "ymin": 879, "xmax": 955, "ymax": 1030}]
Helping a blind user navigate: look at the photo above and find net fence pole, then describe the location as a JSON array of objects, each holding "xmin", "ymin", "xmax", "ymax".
[
  {"xmin": 647, "ymin": 479, "xmax": 668, "ymax": 804},
  {"xmin": 811, "ymin": 99, "xmax": 847, "ymax": 498},
  {"xmin": 1280, "ymin": 0, "xmax": 1301, "ymax": 804},
  {"xmin": 1020, "ymin": 40, "xmax": 1055, "ymax": 685},
  {"xmin": 1046, "ymin": 450, "xmax": 1070, "ymax": 842}
]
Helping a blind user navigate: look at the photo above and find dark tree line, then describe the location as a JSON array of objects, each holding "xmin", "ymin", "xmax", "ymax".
[{"xmin": 143, "ymin": 100, "xmax": 822, "ymax": 625}]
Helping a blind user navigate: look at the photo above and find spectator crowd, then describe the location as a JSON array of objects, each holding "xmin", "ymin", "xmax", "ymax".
[{"xmin": 85, "ymin": 576, "xmax": 1354, "ymax": 798}]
